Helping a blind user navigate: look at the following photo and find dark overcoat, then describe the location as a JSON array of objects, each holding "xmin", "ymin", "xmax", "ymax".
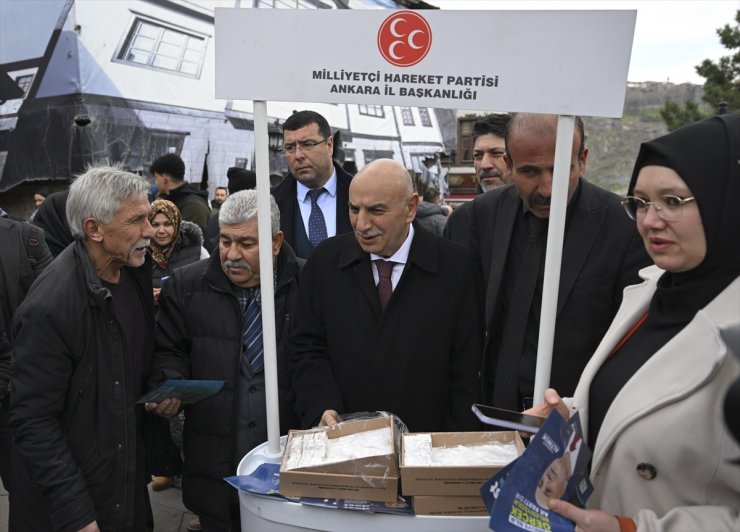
[
  {"xmin": 290, "ymin": 226, "xmax": 483, "ymax": 432},
  {"xmin": 469, "ymin": 180, "xmax": 651, "ymax": 401}
]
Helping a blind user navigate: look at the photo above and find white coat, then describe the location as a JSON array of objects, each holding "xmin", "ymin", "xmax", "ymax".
[{"xmin": 570, "ymin": 265, "xmax": 740, "ymax": 531}]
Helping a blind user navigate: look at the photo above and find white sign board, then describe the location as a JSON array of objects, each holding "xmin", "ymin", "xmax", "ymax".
[{"xmin": 215, "ymin": 9, "xmax": 636, "ymax": 118}]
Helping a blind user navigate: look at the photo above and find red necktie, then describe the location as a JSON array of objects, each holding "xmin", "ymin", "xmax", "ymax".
[{"xmin": 375, "ymin": 260, "xmax": 394, "ymax": 310}]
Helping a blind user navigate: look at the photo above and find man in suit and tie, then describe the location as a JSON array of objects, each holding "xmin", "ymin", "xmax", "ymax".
[
  {"xmin": 470, "ymin": 113, "xmax": 651, "ymax": 411},
  {"xmin": 272, "ymin": 110, "xmax": 354, "ymax": 260},
  {"xmin": 290, "ymin": 158, "xmax": 482, "ymax": 432}
]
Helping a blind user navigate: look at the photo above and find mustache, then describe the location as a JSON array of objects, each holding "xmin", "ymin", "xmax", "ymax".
[
  {"xmin": 530, "ymin": 193, "xmax": 551, "ymax": 206},
  {"xmin": 134, "ymin": 239, "xmax": 150, "ymax": 249},
  {"xmin": 223, "ymin": 259, "xmax": 252, "ymax": 273},
  {"xmin": 479, "ymin": 169, "xmax": 504, "ymax": 179}
]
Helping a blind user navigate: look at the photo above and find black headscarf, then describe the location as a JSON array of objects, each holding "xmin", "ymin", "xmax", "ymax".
[
  {"xmin": 32, "ymin": 190, "xmax": 73, "ymax": 257},
  {"xmin": 629, "ymin": 114, "xmax": 740, "ymax": 290}
]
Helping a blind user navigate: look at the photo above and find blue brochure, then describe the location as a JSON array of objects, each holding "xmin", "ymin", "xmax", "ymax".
[
  {"xmin": 483, "ymin": 411, "xmax": 593, "ymax": 532},
  {"xmin": 136, "ymin": 379, "xmax": 224, "ymax": 405},
  {"xmin": 225, "ymin": 463, "xmax": 281, "ymax": 495}
]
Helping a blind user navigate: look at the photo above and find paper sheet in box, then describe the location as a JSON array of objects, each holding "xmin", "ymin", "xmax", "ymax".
[
  {"xmin": 279, "ymin": 416, "xmax": 399, "ymax": 503},
  {"xmin": 401, "ymin": 431, "xmax": 524, "ymax": 496}
]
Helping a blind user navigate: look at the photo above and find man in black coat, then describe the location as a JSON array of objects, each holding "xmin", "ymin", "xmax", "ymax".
[
  {"xmin": 271, "ymin": 110, "xmax": 353, "ymax": 259},
  {"xmin": 151, "ymin": 153, "xmax": 210, "ymax": 234},
  {"xmin": 0, "ymin": 216, "xmax": 52, "ymax": 496},
  {"xmin": 10, "ymin": 165, "xmax": 162, "ymax": 532},
  {"xmin": 148, "ymin": 190, "xmax": 301, "ymax": 531},
  {"xmin": 470, "ymin": 113, "xmax": 651, "ymax": 411},
  {"xmin": 444, "ymin": 112, "xmax": 511, "ymax": 248},
  {"xmin": 290, "ymin": 158, "xmax": 482, "ymax": 433}
]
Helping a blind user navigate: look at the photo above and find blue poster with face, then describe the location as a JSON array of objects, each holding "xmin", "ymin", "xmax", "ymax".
[{"xmin": 481, "ymin": 411, "xmax": 593, "ymax": 532}]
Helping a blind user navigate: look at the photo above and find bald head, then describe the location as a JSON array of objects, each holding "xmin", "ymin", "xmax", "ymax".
[
  {"xmin": 349, "ymin": 158, "xmax": 419, "ymax": 257},
  {"xmin": 353, "ymin": 159, "xmax": 414, "ymax": 196}
]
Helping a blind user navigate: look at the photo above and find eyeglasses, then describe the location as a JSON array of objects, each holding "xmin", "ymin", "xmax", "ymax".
[
  {"xmin": 621, "ymin": 195, "xmax": 696, "ymax": 222},
  {"xmin": 282, "ymin": 138, "xmax": 328, "ymax": 155}
]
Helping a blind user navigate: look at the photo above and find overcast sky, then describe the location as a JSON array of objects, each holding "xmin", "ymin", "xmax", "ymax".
[{"xmin": 432, "ymin": 0, "xmax": 738, "ymax": 84}]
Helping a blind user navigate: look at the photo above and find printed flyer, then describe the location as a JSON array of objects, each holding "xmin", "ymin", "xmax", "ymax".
[{"xmin": 481, "ymin": 411, "xmax": 593, "ymax": 532}]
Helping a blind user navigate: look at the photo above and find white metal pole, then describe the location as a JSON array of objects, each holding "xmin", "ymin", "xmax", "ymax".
[
  {"xmin": 253, "ymin": 100, "xmax": 281, "ymax": 457},
  {"xmin": 532, "ymin": 115, "xmax": 574, "ymax": 404}
]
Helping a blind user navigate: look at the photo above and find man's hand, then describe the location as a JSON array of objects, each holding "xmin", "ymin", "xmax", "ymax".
[
  {"xmin": 78, "ymin": 521, "xmax": 100, "ymax": 532},
  {"xmin": 549, "ymin": 499, "xmax": 620, "ymax": 532},
  {"xmin": 319, "ymin": 410, "xmax": 340, "ymax": 427},
  {"xmin": 144, "ymin": 397, "xmax": 182, "ymax": 418}
]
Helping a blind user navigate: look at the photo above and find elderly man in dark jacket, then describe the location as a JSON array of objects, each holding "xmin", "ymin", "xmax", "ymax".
[
  {"xmin": 148, "ymin": 190, "xmax": 301, "ymax": 532},
  {"xmin": 10, "ymin": 165, "xmax": 161, "ymax": 532}
]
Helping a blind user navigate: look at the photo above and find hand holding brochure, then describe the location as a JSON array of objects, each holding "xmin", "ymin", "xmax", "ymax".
[
  {"xmin": 481, "ymin": 411, "xmax": 593, "ymax": 532},
  {"xmin": 136, "ymin": 379, "xmax": 224, "ymax": 405}
]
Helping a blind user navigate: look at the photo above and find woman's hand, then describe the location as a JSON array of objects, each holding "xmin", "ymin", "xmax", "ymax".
[
  {"xmin": 153, "ymin": 287, "xmax": 161, "ymax": 305},
  {"xmin": 549, "ymin": 500, "xmax": 621, "ymax": 532},
  {"xmin": 524, "ymin": 388, "xmax": 570, "ymax": 420}
]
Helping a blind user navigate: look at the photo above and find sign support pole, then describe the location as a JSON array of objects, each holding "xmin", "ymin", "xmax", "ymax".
[
  {"xmin": 254, "ymin": 99, "xmax": 282, "ymax": 457},
  {"xmin": 533, "ymin": 115, "xmax": 574, "ymax": 404}
]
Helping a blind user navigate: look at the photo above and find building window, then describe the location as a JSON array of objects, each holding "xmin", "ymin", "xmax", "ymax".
[
  {"xmin": 256, "ymin": 0, "xmax": 332, "ymax": 8},
  {"xmin": 116, "ymin": 17, "xmax": 207, "ymax": 77},
  {"xmin": 363, "ymin": 149, "xmax": 393, "ymax": 164},
  {"xmin": 418, "ymin": 107, "xmax": 433, "ymax": 127},
  {"xmin": 15, "ymin": 74, "xmax": 34, "ymax": 97},
  {"xmin": 234, "ymin": 157, "xmax": 248, "ymax": 169},
  {"xmin": 400, "ymin": 107, "xmax": 415, "ymax": 126},
  {"xmin": 358, "ymin": 104, "xmax": 385, "ymax": 118},
  {"xmin": 457, "ymin": 117, "xmax": 477, "ymax": 163}
]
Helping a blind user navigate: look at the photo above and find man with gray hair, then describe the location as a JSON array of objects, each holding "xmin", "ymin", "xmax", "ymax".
[
  {"xmin": 10, "ymin": 164, "xmax": 159, "ymax": 531},
  {"xmin": 147, "ymin": 190, "xmax": 301, "ymax": 531}
]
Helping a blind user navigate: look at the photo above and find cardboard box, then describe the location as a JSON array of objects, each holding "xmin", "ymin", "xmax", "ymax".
[
  {"xmin": 413, "ymin": 495, "xmax": 488, "ymax": 516},
  {"xmin": 401, "ymin": 431, "xmax": 524, "ymax": 496},
  {"xmin": 279, "ymin": 416, "xmax": 399, "ymax": 503}
]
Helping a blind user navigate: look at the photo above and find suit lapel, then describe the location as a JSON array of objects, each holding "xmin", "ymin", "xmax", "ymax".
[
  {"xmin": 338, "ymin": 236, "xmax": 380, "ymax": 315},
  {"xmin": 557, "ymin": 181, "xmax": 607, "ymax": 315},
  {"xmin": 483, "ymin": 190, "xmax": 518, "ymax": 326},
  {"xmin": 335, "ymin": 165, "xmax": 352, "ymax": 235}
]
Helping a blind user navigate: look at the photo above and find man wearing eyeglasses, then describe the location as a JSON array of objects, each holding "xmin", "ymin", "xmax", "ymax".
[
  {"xmin": 469, "ymin": 113, "xmax": 651, "ymax": 412},
  {"xmin": 444, "ymin": 112, "xmax": 511, "ymax": 247},
  {"xmin": 272, "ymin": 110, "xmax": 354, "ymax": 260}
]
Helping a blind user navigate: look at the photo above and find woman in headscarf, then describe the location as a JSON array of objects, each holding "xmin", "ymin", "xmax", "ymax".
[
  {"xmin": 149, "ymin": 199, "xmax": 209, "ymax": 305},
  {"xmin": 529, "ymin": 114, "xmax": 740, "ymax": 531}
]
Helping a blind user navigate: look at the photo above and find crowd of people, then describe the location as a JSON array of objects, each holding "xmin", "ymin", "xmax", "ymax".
[{"xmin": 0, "ymin": 109, "xmax": 737, "ymax": 532}]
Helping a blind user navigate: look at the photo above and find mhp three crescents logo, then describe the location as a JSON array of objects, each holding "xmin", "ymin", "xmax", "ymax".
[{"xmin": 377, "ymin": 11, "xmax": 432, "ymax": 68}]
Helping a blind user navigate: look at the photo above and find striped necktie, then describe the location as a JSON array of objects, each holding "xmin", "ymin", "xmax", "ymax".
[{"xmin": 242, "ymin": 288, "xmax": 263, "ymax": 374}]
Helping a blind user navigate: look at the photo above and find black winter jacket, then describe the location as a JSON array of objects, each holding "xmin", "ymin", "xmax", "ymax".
[
  {"xmin": 10, "ymin": 240, "xmax": 161, "ymax": 532},
  {"xmin": 151, "ymin": 243, "xmax": 302, "ymax": 526}
]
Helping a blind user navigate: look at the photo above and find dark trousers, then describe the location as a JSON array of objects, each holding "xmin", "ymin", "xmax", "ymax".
[{"xmin": 0, "ymin": 398, "xmax": 11, "ymax": 492}]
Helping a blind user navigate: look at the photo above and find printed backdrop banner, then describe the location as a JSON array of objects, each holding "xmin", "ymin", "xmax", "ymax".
[{"xmin": 215, "ymin": 9, "xmax": 636, "ymax": 118}]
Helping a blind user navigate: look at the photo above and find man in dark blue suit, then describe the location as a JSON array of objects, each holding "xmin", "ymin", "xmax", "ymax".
[
  {"xmin": 290, "ymin": 159, "xmax": 482, "ymax": 432},
  {"xmin": 271, "ymin": 110, "xmax": 353, "ymax": 260},
  {"xmin": 470, "ymin": 113, "xmax": 651, "ymax": 411}
]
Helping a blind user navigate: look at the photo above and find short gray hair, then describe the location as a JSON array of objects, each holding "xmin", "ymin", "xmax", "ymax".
[
  {"xmin": 219, "ymin": 189, "xmax": 280, "ymax": 238},
  {"xmin": 66, "ymin": 163, "xmax": 151, "ymax": 239}
]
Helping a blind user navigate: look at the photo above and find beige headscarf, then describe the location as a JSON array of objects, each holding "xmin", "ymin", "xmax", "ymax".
[{"xmin": 148, "ymin": 199, "xmax": 182, "ymax": 266}]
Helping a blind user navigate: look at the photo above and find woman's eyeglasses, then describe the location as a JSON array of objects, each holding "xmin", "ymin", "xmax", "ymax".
[{"xmin": 621, "ymin": 195, "xmax": 696, "ymax": 222}]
